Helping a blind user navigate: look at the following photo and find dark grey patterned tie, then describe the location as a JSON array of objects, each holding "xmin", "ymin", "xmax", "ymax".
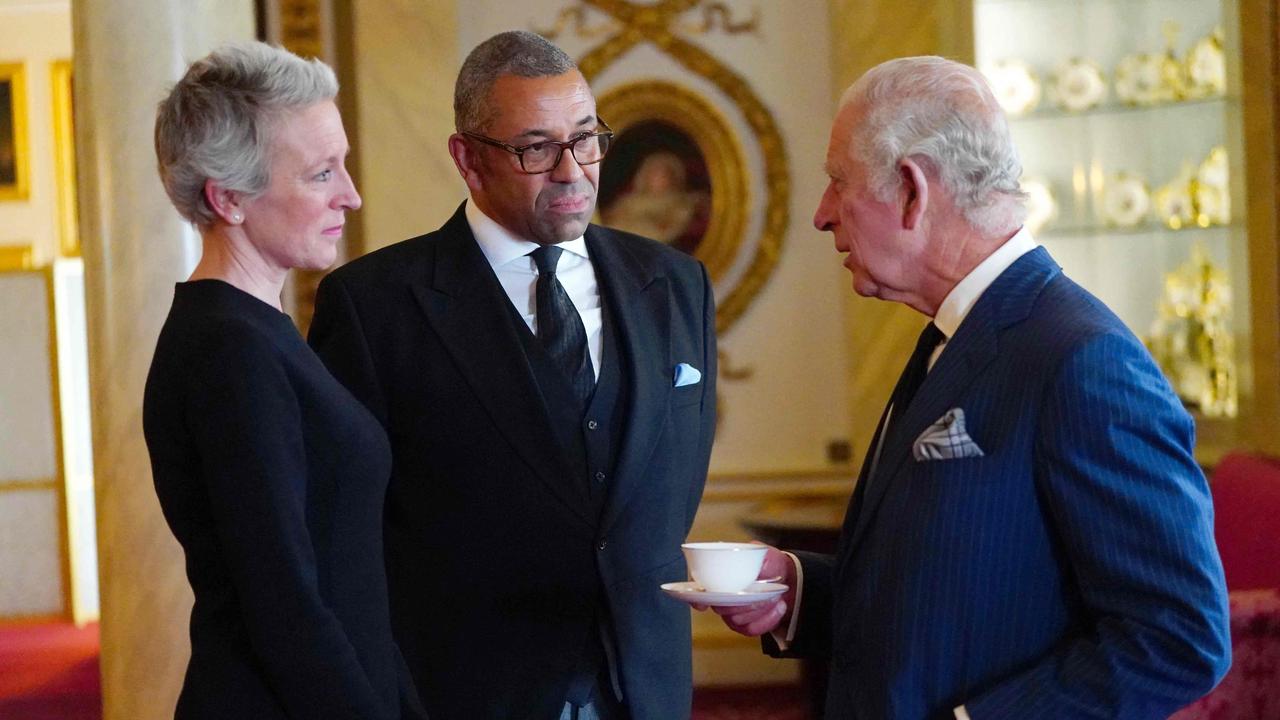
[
  {"xmin": 884, "ymin": 322, "xmax": 945, "ymax": 439},
  {"xmin": 530, "ymin": 245, "xmax": 596, "ymax": 409}
]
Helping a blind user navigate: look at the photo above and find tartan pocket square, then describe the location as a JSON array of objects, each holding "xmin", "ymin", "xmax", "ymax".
[{"xmin": 913, "ymin": 408, "xmax": 985, "ymax": 461}]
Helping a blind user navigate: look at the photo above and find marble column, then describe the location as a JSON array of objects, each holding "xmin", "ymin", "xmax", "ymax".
[
  {"xmin": 827, "ymin": 0, "xmax": 974, "ymax": 471},
  {"xmin": 349, "ymin": 0, "xmax": 460, "ymax": 252},
  {"xmin": 72, "ymin": 3, "xmax": 253, "ymax": 719}
]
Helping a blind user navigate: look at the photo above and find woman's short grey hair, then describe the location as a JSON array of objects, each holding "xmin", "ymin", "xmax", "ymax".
[
  {"xmin": 454, "ymin": 31, "xmax": 576, "ymax": 133},
  {"xmin": 841, "ymin": 56, "xmax": 1027, "ymax": 235},
  {"xmin": 154, "ymin": 41, "xmax": 338, "ymax": 228}
]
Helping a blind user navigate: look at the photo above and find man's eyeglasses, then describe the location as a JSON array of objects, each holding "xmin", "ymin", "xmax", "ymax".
[{"xmin": 463, "ymin": 118, "xmax": 613, "ymax": 174}]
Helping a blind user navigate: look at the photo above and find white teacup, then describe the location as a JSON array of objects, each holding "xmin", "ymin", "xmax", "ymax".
[{"xmin": 681, "ymin": 542, "xmax": 767, "ymax": 593}]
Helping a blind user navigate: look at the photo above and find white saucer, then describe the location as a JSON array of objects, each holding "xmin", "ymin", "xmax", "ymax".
[{"xmin": 660, "ymin": 581, "xmax": 788, "ymax": 607}]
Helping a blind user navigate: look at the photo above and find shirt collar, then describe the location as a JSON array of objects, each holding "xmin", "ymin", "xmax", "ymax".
[
  {"xmin": 465, "ymin": 198, "xmax": 589, "ymax": 270},
  {"xmin": 933, "ymin": 226, "xmax": 1038, "ymax": 340}
]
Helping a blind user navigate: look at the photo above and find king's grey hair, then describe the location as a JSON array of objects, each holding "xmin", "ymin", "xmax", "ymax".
[
  {"xmin": 454, "ymin": 30, "xmax": 577, "ymax": 133},
  {"xmin": 840, "ymin": 56, "xmax": 1027, "ymax": 235},
  {"xmin": 154, "ymin": 41, "xmax": 338, "ymax": 228}
]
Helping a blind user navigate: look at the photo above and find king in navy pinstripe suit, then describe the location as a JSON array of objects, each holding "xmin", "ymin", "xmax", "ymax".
[{"xmin": 711, "ymin": 57, "xmax": 1231, "ymax": 719}]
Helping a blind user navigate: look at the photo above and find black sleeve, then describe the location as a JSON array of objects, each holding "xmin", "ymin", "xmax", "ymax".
[
  {"xmin": 186, "ymin": 323, "xmax": 392, "ymax": 719},
  {"xmin": 763, "ymin": 550, "xmax": 835, "ymax": 660}
]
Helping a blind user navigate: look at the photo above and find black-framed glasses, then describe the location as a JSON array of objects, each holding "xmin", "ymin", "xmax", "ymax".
[{"xmin": 463, "ymin": 118, "xmax": 613, "ymax": 174}]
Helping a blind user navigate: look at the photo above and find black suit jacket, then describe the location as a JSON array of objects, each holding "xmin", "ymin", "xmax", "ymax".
[{"xmin": 309, "ymin": 204, "xmax": 717, "ymax": 720}]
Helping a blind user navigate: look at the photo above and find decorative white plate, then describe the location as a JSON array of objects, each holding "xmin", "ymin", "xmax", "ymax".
[
  {"xmin": 1114, "ymin": 52, "xmax": 1174, "ymax": 106},
  {"xmin": 1052, "ymin": 58, "xmax": 1108, "ymax": 112},
  {"xmin": 1186, "ymin": 29, "xmax": 1226, "ymax": 99},
  {"xmin": 1100, "ymin": 173, "xmax": 1151, "ymax": 228},
  {"xmin": 983, "ymin": 59, "xmax": 1041, "ymax": 117},
  {"xmin": 660, "ymin": 581, "xmax": 788, "ymax": 607},
  {"xmin": 1154, "ymin": 176, "xmax": 1195, "ymax": 230},
  {"xmin": 1196, "ymin": 146, "xmax": 1231, "ymax": 225}
]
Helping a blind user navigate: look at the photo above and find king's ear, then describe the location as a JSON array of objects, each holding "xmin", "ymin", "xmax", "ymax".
[{"xmin": 898, "ymin": 158, "xmax": 929, "ymax": 230}]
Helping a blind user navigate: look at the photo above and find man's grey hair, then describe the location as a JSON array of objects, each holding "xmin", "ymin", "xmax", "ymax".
[
  {"xmin": 841, "ymin": 56, "xmax": 1027, "ymax": 235},
  {"xmin": 454, "ymin": 30, "xmax": 577, "ymax": 133},
  {"xmin": 154, "ymin": 41, "xmax": 338, "ymax": 228}
]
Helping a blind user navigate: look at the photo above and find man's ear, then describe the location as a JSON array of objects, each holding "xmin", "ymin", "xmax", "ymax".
[
  {"xmin": 448, "ymin": 133, "xmax": 485, "ymax": 194},
  {"xmin": 898, "ymin": 157, "xmax": 930, "ymax": 230},
  {"xmin": 203, "ymin": 180, "xmax": 243, "ymax": 225}
]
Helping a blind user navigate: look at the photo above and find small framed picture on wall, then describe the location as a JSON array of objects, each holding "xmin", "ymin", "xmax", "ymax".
[{"xmin": 0, "ymin": 62, "xmax": 30, "ymax": 202}]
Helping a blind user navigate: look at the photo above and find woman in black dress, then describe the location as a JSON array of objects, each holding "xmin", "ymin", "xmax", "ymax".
[{"xmin": 144, "ymin": 42, "xmax": 424, "ymax": 720}]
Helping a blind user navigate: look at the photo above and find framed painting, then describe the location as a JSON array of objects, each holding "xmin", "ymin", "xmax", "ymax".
[
  {"xmin": 0, "ymin": 63, "xmax": 30, "ymax": 202},
  {"xmin": 596, "ymin": 81, "xmax": 747, "ymax": 291}
]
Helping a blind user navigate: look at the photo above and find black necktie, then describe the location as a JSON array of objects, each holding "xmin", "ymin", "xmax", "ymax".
[
  {"xmin": 883, "ymin": 322, "xmax": 945, "ymax": 438},
  {"xmin": 531, "ymin": 245, "xmax": 596, "ymax": 409}
]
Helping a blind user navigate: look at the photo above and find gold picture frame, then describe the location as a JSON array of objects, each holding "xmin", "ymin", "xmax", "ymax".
[
  {"xmin": 0, "ymin": 62, "xmax": 30, "ymax": 202},
  {"xmin": 0, "ymin": 242, "xmax": 34, "ymax": 271},
  {"xmin": 597, "ymin": 81, "xmax": 748, "ymax": 287},
  {"xmin": 51, "ymin": 60, "xmax": 78, "ymax": 256}
]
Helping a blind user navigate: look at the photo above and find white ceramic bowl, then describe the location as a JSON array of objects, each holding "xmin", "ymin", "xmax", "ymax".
[{"xmin": 681, "ymin": 542, "xmax": 767, "ymax": 593}]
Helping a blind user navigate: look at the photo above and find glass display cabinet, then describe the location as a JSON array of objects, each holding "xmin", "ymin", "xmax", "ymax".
[{"xmin": 973, "ymin": 0, "xmax": 1278, "ymax": 462}]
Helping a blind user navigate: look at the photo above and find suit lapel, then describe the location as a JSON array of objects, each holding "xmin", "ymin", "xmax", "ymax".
[
  {"xmin": 588, "ymin": 228, "xmax": 672, "ymax": 535},
  {"xmin": 410, "ymin": 205, "xmax": 595, "ymax": 529},
  {"xmin": 845, "ymin": 248, "xmax": 1061, "ymax": 552}
]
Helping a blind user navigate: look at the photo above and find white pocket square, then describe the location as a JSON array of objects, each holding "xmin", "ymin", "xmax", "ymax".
[
  {"xmin": 673, "ymin": 363, "xmax": 701, "ymax": 387},
  {"xmin": 913, "ymin": 408, "xmax": 985, "ymax": 461}
]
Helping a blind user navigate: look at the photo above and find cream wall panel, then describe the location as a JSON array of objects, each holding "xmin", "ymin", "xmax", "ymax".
[
  {"xmin": 0, "ymin": 272, "xmax": 57, "ymax": 482},
  {"xmin": 0, "ymin": 487, "xmax": 62, "ymax": 616},
  {"xmin": 350, "ymin": 0, "xmax": 462, "ymax": 250},
  {"xmin": 0, "ymin": 2, "xmax": 71, "ymax": 266}
]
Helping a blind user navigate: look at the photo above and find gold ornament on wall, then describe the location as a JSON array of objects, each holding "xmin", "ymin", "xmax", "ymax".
[{"xmin": 545, "ymin": 0, "xmax": 788, "ymax": 335}]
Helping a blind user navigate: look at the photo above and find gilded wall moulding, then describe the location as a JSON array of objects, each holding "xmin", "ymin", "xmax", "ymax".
[
  {"xmin": 537, "ymin": 1, "xmax": 758, "ymax": 40},
  {"xmin": 555, "ymin": 0, "xmax": 788, "ymax": 334},
  {"xmin": 51, "ymin": 60, "xmax": 78, "ymax": 257}
]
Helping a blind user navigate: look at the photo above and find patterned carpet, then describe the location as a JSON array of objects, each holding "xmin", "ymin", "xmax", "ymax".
[{"xmin": 0, "ymin": 622, "xmax": 809, "ymax": 720}]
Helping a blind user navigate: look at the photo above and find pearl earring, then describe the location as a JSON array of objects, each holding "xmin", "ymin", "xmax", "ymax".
[{"xmin": 231, "ymin": 212, "xmax": 243, "ymax": 223}]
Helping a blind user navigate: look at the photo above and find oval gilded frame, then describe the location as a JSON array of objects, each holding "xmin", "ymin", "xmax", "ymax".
[
  {"xmin": 597, "ymin": 80, "xmax": 747, "ymax": 287},
  {"xmin": 578, "ymin": 12, "xmax": 789, "ymax": 334}
]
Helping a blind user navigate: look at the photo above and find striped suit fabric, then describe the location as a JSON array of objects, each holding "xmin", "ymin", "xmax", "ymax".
[{"xmin": 772, "ymin": 247, "xmax": 1231, "ymax": 719}]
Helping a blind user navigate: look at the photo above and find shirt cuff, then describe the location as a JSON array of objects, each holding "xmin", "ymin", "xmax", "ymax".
[
  {"xmin": 955, "ymin": 705, "xmax": 970, "ymax": 719},
  {"xmin": 768, "ymin": 551, "xmax": 804, "ymax": 650}
]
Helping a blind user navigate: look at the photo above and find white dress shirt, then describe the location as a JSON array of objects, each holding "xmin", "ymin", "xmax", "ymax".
[
  {"xmin": 774, "ymin": 227, "xmax": 1038, "ymax": 719},
  {"xmin": 465, "ymin": 199, "xmax": 603, "ymax": 380}
]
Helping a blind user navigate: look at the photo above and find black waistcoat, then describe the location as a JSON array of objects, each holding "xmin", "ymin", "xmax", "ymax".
[{"xmin": 507, "ymin": 299, "xmax": 628, "ymax": 705}]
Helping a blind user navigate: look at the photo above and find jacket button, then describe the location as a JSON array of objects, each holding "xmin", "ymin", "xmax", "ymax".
[
  {"xmin": 597, "ymin": 540, "xmax": 608, "ymax": 551},
  {"xmin": 594, "ymin": 471, "xmax": 606, "ymax": 482},
  {"xmin": 587, "ymin": 419, "xmax": 598, "ymax": 430}
]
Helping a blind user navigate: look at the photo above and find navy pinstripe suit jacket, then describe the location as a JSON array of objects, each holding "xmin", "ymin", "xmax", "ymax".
[{"xmin": 775, "ymin": 247, "xmax": 1231, "ymax": 719}]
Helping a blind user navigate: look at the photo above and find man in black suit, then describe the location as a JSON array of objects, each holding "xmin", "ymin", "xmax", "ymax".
[{"xmin": 309, "ymin": 30, "xmax": 716, "ymax": 720}]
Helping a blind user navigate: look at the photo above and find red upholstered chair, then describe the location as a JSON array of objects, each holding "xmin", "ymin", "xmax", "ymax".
[
  {"xmin": 1170, "ymin": 452, "xmax": 1280, "ymax": 720},
  {"xmin": 1211, "ymin": 452, "xmax": 1280, "ymax": 591}
]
